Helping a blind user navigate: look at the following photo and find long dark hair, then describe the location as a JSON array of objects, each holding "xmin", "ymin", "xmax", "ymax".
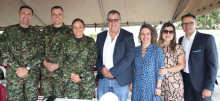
[{"xmin": 158, "ymin": 22, "xmax": 177, "ymax": 54}]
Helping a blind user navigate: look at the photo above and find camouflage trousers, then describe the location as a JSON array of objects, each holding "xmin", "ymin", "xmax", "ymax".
[
  {"xmin": 64, "ymin": 79, "xmax": 95, "ymax": 99},
  {"xmin": 6, "ymin": 79, "xmax": 39, "ymax": 101},
  {"xmin": 41, "ymin": 77, "xmax": 64, "ymax": 99}
]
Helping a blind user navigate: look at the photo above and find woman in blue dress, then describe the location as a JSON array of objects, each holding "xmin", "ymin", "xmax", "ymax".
[{"xmin": 130, "ymin": 24, "xmax": 165, "ymax": 101}]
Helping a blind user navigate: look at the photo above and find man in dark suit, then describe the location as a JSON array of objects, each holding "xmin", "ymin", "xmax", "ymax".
[
  {"xmin": 178, "ymin": 13, "xmax": 218, "ymax": 101},
  {"xmin": 96, "ymin": 10, "xmax": 136, "ymax": 101}
]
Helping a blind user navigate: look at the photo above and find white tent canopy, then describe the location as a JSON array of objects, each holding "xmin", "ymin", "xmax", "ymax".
[{"xmin": 0, "ymin": 0, "xmax": 220, "ymax": 29}]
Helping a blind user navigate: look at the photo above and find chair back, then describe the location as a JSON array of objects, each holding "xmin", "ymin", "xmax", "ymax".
[{"xmin": 0, "ymin": 66, "xmax": 6, "ymax": 87}]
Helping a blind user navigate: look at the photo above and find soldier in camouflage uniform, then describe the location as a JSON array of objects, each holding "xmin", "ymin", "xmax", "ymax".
[
  {"xmin": 41, "ymin": 6, "xmax": 72, "ymax": 99},
  {"xmin": 61, "ymin": 18, "xmax": 97, "ymax": 99},
  {"xmin": 0, "ymin": 6, "xmax": 45, "ymax": 101}
]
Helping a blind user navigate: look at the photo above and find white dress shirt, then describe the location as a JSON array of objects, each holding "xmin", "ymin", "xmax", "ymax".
[
  {"xmin": 181, "ymin": 30, "xmax": 197, "ymax": 73},
  {"xmin": 103, "ymin": 30, "xmax": 120, "ymax": 69}
]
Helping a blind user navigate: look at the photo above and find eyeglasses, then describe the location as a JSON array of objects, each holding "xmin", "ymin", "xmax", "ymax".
[
  {"xmin": 181, "ymin": 22, "xmax": 195, "ymax": 27},
  {"xmin": 163, "ymin": 30, "xmax": 175, "ymax": 34},
  {"xmin": 107, "ymin": 19, "xmax": 120, "ymax": 23}
]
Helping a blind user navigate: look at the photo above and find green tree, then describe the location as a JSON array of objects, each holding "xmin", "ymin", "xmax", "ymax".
[
  {"xmin": 88, "ymin": 33, "xmax": 97, "ymax": 40},
  {"xmin": 197, "ymin": 10, "xmax": 220, "ymax": 29}
]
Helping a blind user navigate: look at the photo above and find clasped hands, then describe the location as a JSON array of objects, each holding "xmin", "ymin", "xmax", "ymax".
[
  {"xmin": 71, "ymin": 73, "xmax": 81, "ymax": 83},
  {"xmin": 101, "ymin": 66, "xmax": 114, "ymax": 79},
  {"xmin": 16, "ymin": 67, "xmax": 28, "ymax": 78},
  {"xmin": 43, "ymin": 60, "xmax": 59, "ymax": 72}
]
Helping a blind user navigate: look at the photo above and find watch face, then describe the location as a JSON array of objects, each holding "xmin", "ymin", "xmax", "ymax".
[{"xmin": 26, "ymin": 67, "xmax": 31, "ymax": 71}]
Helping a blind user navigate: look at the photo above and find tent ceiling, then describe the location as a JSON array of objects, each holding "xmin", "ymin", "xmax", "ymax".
[{"xmin": 0, "ymin": 0, "xmax": 220, "ymax": 29}]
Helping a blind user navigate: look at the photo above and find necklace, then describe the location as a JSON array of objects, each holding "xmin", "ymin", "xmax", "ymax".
[
  {"xmin": 142, "ymin": 46, "xmax": 147, "ymax": 49},
  {"xmin": 142, "ymin": 47, "xmax": 147, "ymax": 57}
]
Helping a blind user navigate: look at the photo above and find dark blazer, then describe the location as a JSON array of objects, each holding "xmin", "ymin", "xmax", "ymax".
[
  {"xmin": 178, "ymin": 31, "xmax": 218, "ymax": 92},
  {"xmin": 95, "ymin": 28, "xmax": 136, "ymax": 86}
]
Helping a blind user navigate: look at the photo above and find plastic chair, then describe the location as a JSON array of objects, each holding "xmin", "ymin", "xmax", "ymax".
[
  {"xmin": 0, "ymin": 66, "xmax": 6, "ymax": 101},
  {"xmin": 0, "ymin": 66, "xmax": 6, "ymax": 87}
]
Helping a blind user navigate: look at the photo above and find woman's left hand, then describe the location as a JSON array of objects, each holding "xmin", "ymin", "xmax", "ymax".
[
  {"xmin": 158, "ymin": 67, "xmax": 168, "ymax": 76},
  {"xmin": 155, "ymin": 88, "xmax": 161, "ymax": 96},
  {"xmin": 71, "ymin": 73, "xmax": 81, "ymax": 83}
]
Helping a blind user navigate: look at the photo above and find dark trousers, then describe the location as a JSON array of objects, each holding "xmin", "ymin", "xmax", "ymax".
[{"xmin": 182, "ymin": 72, "xmax": 212, "ymax": 101}]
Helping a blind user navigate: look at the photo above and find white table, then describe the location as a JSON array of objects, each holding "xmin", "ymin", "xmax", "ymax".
[{"xmin": 54, "ymin": 98, "xmax": 97, "ymax": 101}]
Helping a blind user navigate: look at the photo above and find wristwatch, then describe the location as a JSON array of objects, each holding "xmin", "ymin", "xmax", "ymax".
[
  {"xmin": 79, "ymin": 75, "xmax": 83, "ymax": 79},
  {"xmin": 26, "ymin": 66, "xmax": 31, "ymax": 71}
]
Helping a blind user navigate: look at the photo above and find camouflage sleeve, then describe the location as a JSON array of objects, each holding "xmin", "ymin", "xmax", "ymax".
[
  {"xmin": 57, "ymin": 40, "xmax": 67, "ymax": 70},
  {"xmin": 80, "ymin": 38, "xmax": 97, "ymax": 82},
  {"xmin": 86, "ymin": 39, "xmax": 98, "ymax": 70},
  {"xmin": 0, "ymin": 27, "xmax": 20, "ymax": 69},
  {"xmin": 79, "ymin": 38, "xmax": 97, "ymax": 99},
  {"xmin": 0, "ymin": 30, "xmax": 5, "ymax": 65},
  {"xmin": 41, "ymin": 28, "xmax": 49, "ymax": 61},
  {"xmin": 27, "ymin": 31, "xmax": 45, "ymax": 69}
]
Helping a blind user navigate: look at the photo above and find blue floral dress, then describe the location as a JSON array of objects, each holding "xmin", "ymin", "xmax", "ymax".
[{"xmin": 132, "ymin": 44, "xmax": 164, "ymax": 101}]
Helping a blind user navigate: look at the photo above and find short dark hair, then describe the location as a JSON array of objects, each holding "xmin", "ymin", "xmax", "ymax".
[
  {"xmin": 51, "ymin": 6, "xmax": 63, "ymax": 12},
  {"xmin": 181, "ymin": 13, "xmax": 196, "ymax": 21},
  {"xmin": 19, "ymin": 6, "xmax": 33, "ymax": 14},
  {"xmin": 72, "ymin": 18, "xmax": 85, "ymax": 27},
  {"xmin": 107, "ymin": 10, "xmax": 121, "ymax": 19}
]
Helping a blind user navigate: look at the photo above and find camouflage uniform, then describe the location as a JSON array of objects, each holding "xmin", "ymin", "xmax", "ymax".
[
  {"xmin": 0, "ymin": 24, "xmax": 45, "ymax": 101},
  {"xmin": 62, "ymin": 35, "xmax": 97, "ymax": 99},
  {"xmin": 41, "ymin": 24, "xmax": 71, "ymax": 98}
]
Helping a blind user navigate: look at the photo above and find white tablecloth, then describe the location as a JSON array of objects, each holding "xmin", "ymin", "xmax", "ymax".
[{"xmin": 43, "ymin": 98, "xmax": 97, "ymax": 101}]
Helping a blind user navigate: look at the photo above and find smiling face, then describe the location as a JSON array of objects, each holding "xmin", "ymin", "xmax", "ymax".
[
  {"xmin": 51, "ymin": 8, "xmax": 64, "ymax": 27},
  {"xmin": 181, "ymin": 16, "xmax": 197, "ymax": 35},
  {"xmin": 18, "ymin": 8, "xmax": 33, "ymax": 28},
  {"xmin": 107, "ymin": 13, "xmax": 121, "ymax": 34},
  {"xmin": 72, "ymin": 21, "xmax": 85, "ymax": 38},
  {"xmin": 162, "ymin": 27, "xmax": 174, "ymax": 43},
  {"xmin": 140, "ymin": 28, "xmax": 151, "ymax": 44}
]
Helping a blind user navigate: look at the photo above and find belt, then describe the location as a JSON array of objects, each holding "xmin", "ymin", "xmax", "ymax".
[{"xmin": 182, "ymin": 72, "xmax": 190, "ymax": 77}]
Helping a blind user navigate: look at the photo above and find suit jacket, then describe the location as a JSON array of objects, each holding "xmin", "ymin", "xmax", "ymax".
[
  {"xmin": 179, "ymin": 31, "xmax": 218, "ymax": 92},
  {"xmin": 95, "ymin": 28, "xmax": 136, "ymax": 86}
]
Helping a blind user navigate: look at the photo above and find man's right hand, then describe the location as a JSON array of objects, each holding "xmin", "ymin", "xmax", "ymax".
[
  {"xmin": 101, "ymin": 66, "xmax": 114, "ymax": 79},
  {"xmin": 43, "ymin": 60, "xmax": 52, "ymax": 71},
  {"xmin": 43, "ymin": 60, "xmax": 59, "ymax": 72},
  {"xmin": 16, "ymin": 67, "xmax": 28, "ymax": 78},
  {"xmin": 101, "ymin": 66, "xmax": 109, "ymax": 76}
]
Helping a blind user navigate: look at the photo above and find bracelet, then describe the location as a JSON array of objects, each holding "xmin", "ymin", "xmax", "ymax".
[
  {"xmin": 156, "ymin": 86, "xmax": 162, "ymax": 90},
  {"xmin": 168, "ymin": 69, "xmax": 170, "ymax": 74}
]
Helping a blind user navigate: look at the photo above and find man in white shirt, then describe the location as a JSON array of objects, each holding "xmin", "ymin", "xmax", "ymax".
[
  {"xmin": 179, "ymin": 13, "xmax": 218, "ymax": 101},
  {"xmin": 96, "ymin": 10, "xmax": 136, "ymax": 101}
]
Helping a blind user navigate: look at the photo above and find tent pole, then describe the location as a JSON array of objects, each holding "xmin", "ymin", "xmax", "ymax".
[
  {"xmin": 98, "ymin": 0, "xmax": 107, "ymax": 28},
  {"xmin": 171, "ymin": 0, "xmax": 184, "ymax": 22},
  {"xmin": 17, "ymin": 0, "xmax": 46, "ymax": 26}
]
